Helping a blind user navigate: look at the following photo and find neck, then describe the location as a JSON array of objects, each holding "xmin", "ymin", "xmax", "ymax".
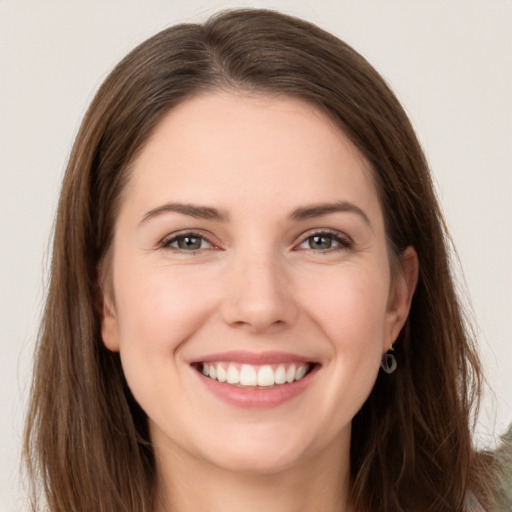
[{"xmin": 153, "ymin": 438, "xmax": 353, "ymax": 512}]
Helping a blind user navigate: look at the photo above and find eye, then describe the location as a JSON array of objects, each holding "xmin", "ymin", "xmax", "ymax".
[
  {"xmin": 297, "ymin": 231, "xmax": 352, "ymax": 251},
  {"xmin": 161, "ymin": 232, "xmax": 214, "ymax": 251}
]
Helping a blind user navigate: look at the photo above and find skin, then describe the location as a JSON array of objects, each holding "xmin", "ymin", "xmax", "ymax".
[{"xmin": 101, "ymin": 92, "xmax": 418, "ymax": 512}]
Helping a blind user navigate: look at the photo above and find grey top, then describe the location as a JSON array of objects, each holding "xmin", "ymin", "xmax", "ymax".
[{"xmin": 465, "ymin": 491, "xmax": 486, "ymax": 512}]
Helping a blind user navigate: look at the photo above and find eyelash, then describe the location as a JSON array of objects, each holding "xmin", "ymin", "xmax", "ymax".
[
  {"xmin": 296, "ymin": 230, "xmax": 353, "ymax": 252},
  {"xmin": 160, "ymin": 231, "xmax": 216, "ymax": 252},
  {"xmin": 159, "ymin": 229, "xmax": 352, "ymax": 253}
]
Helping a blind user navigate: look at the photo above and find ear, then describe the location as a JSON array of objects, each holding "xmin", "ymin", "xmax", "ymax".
[
  {"xmin": 384, "ymin": 246, "xmax": 418, "ymax": 349},
  {"xmin": 100, "ymin": 289, "xmax": 120, "ymax": 353}
]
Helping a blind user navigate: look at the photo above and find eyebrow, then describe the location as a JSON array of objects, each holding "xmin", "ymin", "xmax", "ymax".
[
  {"xmin": 140, "ymin": 202, "xmax": 230, "ymax": 225},
  {"xmin": 139, "ymin": 200, "xmax": 371, "ymax": 228},
  {"xmin": 290, "ymin": 201, "xmax": 372, "ymax": 228}
]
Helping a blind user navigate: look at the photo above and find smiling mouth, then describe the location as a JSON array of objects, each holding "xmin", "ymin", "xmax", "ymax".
[{"xmin": 193, "ymin": 362, "xmax": 315, "ymax": 388}]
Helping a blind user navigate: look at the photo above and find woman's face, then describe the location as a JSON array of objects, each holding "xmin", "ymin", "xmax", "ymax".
[{"xmin": 101, "ymin": 92, "xmax": 415, "ymax": 475}]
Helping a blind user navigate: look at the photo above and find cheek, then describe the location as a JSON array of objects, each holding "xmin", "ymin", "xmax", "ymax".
[
  {"xmin": 112, "ymin": 263, "xmax": 219, "ymax": 418},
  {"xmin": 114, "ymin": 262, "xmax": 216, "ymax": 352},
  {"xmin": 300, "ymin": 264, "xmax": 389, "ymax": 397},
  {"xmin": 299, "ymin": 262, "xmax": 391, "ymax": 347},
  {"xmin": 286, "ymin": 264, "xmax": 390, "ymax": 442}
]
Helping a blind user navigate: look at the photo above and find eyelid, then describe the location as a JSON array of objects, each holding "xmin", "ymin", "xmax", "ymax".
[
  {"xmin": 294, "ymin": 228, "xmax": 353, "ymax": 251},
  {"xmin": 157, "ymin": 228, "xmax": 352, "ymax": 252},
  {"xmin": 159, "ymin": 230, "xmax": 219, "ymax": 251}
]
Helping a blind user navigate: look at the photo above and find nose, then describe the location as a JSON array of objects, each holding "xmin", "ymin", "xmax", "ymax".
[{"xmin": 220, "ymin": 250, "xmax": 298, "ymax": 334}]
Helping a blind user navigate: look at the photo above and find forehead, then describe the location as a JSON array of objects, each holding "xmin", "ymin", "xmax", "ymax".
[{"xmin": 124, "ymin": 92, "xmax": 382, "ymax": 224}]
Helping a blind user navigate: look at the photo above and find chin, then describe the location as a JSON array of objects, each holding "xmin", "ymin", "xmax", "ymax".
[
  {"xmin": 208, "ymin": 443, "xmax": 307, "ymax": 476},
  {"xmin": 195, "ymin": 422, "xmax": 336, "ymax": 476}
]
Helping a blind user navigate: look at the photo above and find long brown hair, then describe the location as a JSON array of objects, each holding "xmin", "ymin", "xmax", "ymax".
[{"xmin": 24, "ymin": 9, "xmax": 493, "ymax": 511}]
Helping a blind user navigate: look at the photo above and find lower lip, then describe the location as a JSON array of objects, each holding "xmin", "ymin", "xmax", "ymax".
[{"xmin": 194, "ymin": 367, "xmax": 318, "ymax": 409}]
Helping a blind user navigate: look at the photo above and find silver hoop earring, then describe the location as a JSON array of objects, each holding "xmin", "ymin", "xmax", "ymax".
[{"xmin": 381, "ymin": 351, "xmax": 397, "ymax": 374}]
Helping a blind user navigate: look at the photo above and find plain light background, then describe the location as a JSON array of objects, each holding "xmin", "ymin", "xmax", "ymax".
[{"xmin": 1, "ymin": 1, "xmax": 511, "ymax": 509}]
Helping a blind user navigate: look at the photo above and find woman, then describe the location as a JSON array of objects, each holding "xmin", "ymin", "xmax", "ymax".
[{"xmin": 23, "ymin": 8, "xmax": 496, "ymax": 512}]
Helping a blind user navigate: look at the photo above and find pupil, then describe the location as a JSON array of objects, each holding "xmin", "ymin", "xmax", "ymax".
[
  {"xmin": 310, "ymin": 235, "xmax": 331, "ymax": 249},
  {"xmin": 179, "ymin": 236, "xmax": 201, "ymax": 250}
]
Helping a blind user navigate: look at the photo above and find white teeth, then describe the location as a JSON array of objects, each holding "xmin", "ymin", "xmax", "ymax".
[
  {"xmin": 200, "ymin": 362, "xmax": 311, "ymax": 387},
  {"xmin": 239, "ymin": 364, "xmax": 257, "ymax": 386},
  {"xmin": 216, "ymin": 364, "xmax": 227, "ymax": 383},
  {"xmin": 274, "ymin": 365, "xmax": 287, "ymax": 385},
  {"xmin": 257, "ymin": 365, "xmax": 275, "ymax": 387},
  {"xmin": 295, "ymin": 365, "xmax": 307, "ymax": 380},
  {"xmin": 286, "ymin": 364, "xmax": 296, "ymax": 383},
  {"xmin": 227, "ymin": 365, "xmax": 240, "ymax": 384}
]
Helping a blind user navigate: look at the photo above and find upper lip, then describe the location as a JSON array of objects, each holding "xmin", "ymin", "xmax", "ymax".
[{"xmin": 189, "ymin": 350, "xmax": 316, "ymax": 365}]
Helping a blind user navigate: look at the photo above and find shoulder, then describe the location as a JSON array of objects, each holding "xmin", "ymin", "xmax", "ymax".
[{"xmin": 465, "ymin": 491, "xmax": 486, "ymax": 512}]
